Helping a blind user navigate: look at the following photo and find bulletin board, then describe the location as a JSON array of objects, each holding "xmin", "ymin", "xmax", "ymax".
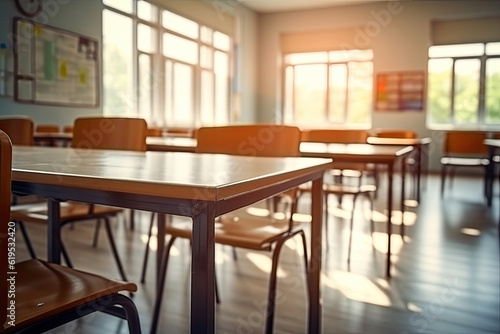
[
  {"xmin": 375, "ymin": 71, "xmax": 425, "ymax": 111},
  {"xmin": 13, "ymin": 17, "xmax": 99, "ymax": 107}
]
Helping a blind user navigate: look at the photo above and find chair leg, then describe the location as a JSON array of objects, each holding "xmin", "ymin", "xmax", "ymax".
[
  {"xmin": 324, "ymin": 192, "xmax": 330, "ymax": 250},
  {"xmin": 92, "ymin": 219, "xmax": 102, "ymax": 248},
  {"xmin": 150, "ymin": 236, "xmax": 177, "ymax": 334},
  {"xmin": 449, "ymin": 167, "xmax": 456, "ymax": 189},
  {"xmin": 60, "ymin": 241, "xmax": 73, "ymax": 268},
  {"xmin": 347, "ymin": 193, "xmax": 360, "ymax": 271},
  {"xmin": 140, "ymin": 212, "xmax": 156, "ymax": 283},
  {"xmin": 265, "ymin": 231, "xmax": 307, "ymax": 334},
  {"xmin": 103, "ymin": 217, "xmax": 128, "ymax": 282},
  {"xmin": 109, "ymin": 294, "xmax": 142, "ymax": 334},
  {"xmin": 17, "ymin": 221, "xmax": 37, "ymax": 259},
  {"xmin": 440, "ymin": 165, "xmax": 447, "ymax": 196},
  {"xmin": 298, "ymin": 231, "xmax": 310, "ymax": 296}
]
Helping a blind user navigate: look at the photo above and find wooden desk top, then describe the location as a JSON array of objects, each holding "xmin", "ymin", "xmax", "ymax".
[
  {"xmin": 366, "ymin": 137, "xmax": 432, "ymax": 146},
  {"xmin": 300, "ymin": 142, "xmax": 413, "ymax": 163},
  {"xmin": 12, "ymin": 146, "xmax": 331, "ymax": 202}
]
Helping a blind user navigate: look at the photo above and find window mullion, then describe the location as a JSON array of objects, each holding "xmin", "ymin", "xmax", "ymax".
[
  {"xmin": 478, "ymin": 55, "xmax": 487, "ymax": 124},
  {"xmin": 450, "ymin": 59, "xmax": 456, "ymax": 124},
  {"xmin": 325, "ymin": 63, "xmax": 330, "ymax": 123}
]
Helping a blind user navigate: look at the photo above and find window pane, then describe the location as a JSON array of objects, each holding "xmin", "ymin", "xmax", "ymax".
[
  {"xmin": 201, "ymin": 26, "xmax": 213, "ymax": 44},
  {"xmin": 172, "ymin": 63, "xmax": 194, "ymax": 126},
  {"xmin": 284, "ymin": 66, "xmax": 294, "ymax": 123},
  {"xmin": 163, "ymin": 33, "xmax": 198, "ymax": 65},
  {"xmin": 486, "ymin": 58, "xmax": 500, "ymax": 124},
  {"xmin": 103, "ymin": 0, "xmax": 132, "ymax": 13},
  {"xmin": 213, "ymin": 31, "xmax": 231, "ymax": 51},
  {"xmin": 285, "ymin": 52, "xmax": 328, "ymax": 65},
  {"xmin": 214, "ymin": 51, "xmax": 229, "ymax": 124},
  {"xmin": 429, "ymin": 43, "xmax": 484, "ymax": 58},
  {"xmin": 103, "ymin": 9, "xmax": 134, "ymax": 116},
  {"xmin": 138, "ymin": 1, "xmax": 157, "ymax": 23},
  {"xmin": 138, "ymin": 23, "xmax": 157, "ymax": 53},
  {"xmin": 427, "ymin": 58, "xmax": 452, "ymax": 124},
  {"xmin": 294, "ymin": 64, "xmax": 327, "ymax": 122},
  {"xmin": 201, "ymin": 70, "xmax": 214, "ymax": 125},
  {"xmin": 162, "ymin": 10, "xmax": 199, "ymax": 39},
  {"xmin": 200, "ymin": 46, "xmax": 213, "ymax": 69},
  {"xmin": 486, "ymin": 42, "xmax": 500, "ymax": 56},
  {"xmin": 328, "ymin": 64, "xmax": 347, "ymax": 123},
  {"xmin": 347, "ymin": 61, "xmax": 372, "ymax": 124},
  {"xmin": 454, "ymin": 59, "xmax": 480, "ymax": 124},
  {"xmin": 138, "ymin": 54, "xmax": 152, "ymax": 120}
]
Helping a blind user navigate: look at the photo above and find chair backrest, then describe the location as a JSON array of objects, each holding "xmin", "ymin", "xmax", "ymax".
[
  {"xmin": 36, "ymin": 124, "xmax": 60, "ymax": 133},
  {"xmin": 0, "ymin": 116, "xmax": 34, "ymax": 146},
  {"xmin": 63, "ymin": 125, "xmax": 73, "ymax": 133},
  {"xmin": 196, "ymin": 125, "xmax": 301, "ymax": 157},
  {"xmin": 147, "ymin": 127, "xmax": 163, "ymax": 137},
  {"xmin": 375, "ymin": 129, "xmax": 417, "ymax": 139},
  {"xmin": 301, "ymin": 129, "xmax": 368, "ymax": 144},
  {"xmin": 444, "ymin": 131, "xmax": 488, "ymax": 155},
  {"xmin": 72, "ymin": 117, "xmax": 147, "ymax": 152},
  {"xmin": 0, "ymin": 130, "xmax": 12, "ymax": 328}
]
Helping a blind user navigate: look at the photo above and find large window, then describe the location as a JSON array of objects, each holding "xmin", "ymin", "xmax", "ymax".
[
  {"xmin": 283, "ymin": 50, "xmax": 373, "ymax": 127},
  {"xmin": 427, "ymin": 42, "xmax": 500, "ymax": 128},
  {"xmin": 102, "ymin": 0, "xmax": 232, "ymax": 128}
]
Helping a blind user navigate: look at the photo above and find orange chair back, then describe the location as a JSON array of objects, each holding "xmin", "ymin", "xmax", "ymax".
[
  {"xmin": 0, "ymin": 130, "xmax": 12, "ymax": 327},
  {"xmin": 375, "ymin": 129, "xmax": 417, "ymax": 139},
  {"xmin": 72, "ymin": 117, "xmax": 147, "ymax": 152},
  {"xmin": 0, "ymin": 116, "xmax": 34, "ymax": 146},
  {"xmin": 196, "ymin": 125, "xmax": 301, "ymax": 157},
  {"xmin": 147, "ymin": 127, "xmax": 163, "ymax": 137},
  {"xmin": 63, "ymin": 125, "xmax": 73, "ymax": 133},
  {"xmin": 444, "ymin": 131, "xmax": 488, "ymax": 155},
  {"xmin": 301, "ymin": 129, "xmax": 368, "ymax": 144},
  {"xmin": 36, "ymin": 124, "xmax": 60, "ymax": 133}
]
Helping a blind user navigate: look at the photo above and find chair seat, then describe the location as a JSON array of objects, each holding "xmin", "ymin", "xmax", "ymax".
[
  {"xmin": 4, "ymin": 259, "xmax": 137, "ymax": 332},
  {"xmin": 10, "ymin": 201, "xmax": 123, "ymax": 225},
  {"xmin": 166, "ymin": 211, "xmax": 299, "ymax": 251},
  {"xmin": 324, "ymin": 183, "xmax": 377, "ymax": 195},
  {"xmin": 440, "ymin": 157, "xmax": 489, "ymax": 167}
]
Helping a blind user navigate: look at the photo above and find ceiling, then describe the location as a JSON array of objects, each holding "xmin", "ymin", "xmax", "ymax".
[{"xmin": 234, "ymin": 0, "xmax": 382, "ymax": 13}]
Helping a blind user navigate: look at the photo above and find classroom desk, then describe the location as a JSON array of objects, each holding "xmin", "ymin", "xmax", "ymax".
[
  {"xmin": 366, "ymin": 137, "xmax": 432, "ymax": 203},
  {"xmin": 33, "ymin": 132, "xmax": 72, "ymax": 146},
  {"xmin": 300, "ymin": 142, "xmax": 414, "ymax": 278},
  {"xmin": 146, "ymin": 136, "xmax": 197, "ymax": 152},
  {"xmin": 11, "ymin": 145, "xmax": 330, "ymax": 334}
]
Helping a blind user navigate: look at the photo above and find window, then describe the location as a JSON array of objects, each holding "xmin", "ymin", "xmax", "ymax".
[
  {"xmin": 102, "ymin": 0, "xmax": 233, "ymax": 129},
  {"xmin": 427, "ymin": 42, "xmax": 500, "ymax": 128},
  {"xmin": 283, "ymin": 50, "xmax": 373, "ymax": 127}
]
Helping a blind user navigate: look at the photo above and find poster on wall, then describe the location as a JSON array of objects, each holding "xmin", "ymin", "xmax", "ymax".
[
  {"xmin": 375, "ymin": 71, "xmax": 425, "ymax": 112},
  {"xmin": 13, "ymin": 17, "xmax": 99, "ymax": 107}
]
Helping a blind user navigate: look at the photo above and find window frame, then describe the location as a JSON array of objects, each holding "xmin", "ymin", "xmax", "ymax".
[
  {"xmin": 426, "ymin": 42, "xmax": 500, "ymax": 130},
  {"xmin": 102, "ymin": 0, "xmax": 233, "ymax": 129}
]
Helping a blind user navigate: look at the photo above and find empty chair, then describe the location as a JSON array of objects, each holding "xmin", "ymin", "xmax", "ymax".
[
  {"xmin": 146, "ymin": 124, "xmax": 309, "ymax": 334},
  {"xmin": 374, "ymin": 129, "xmax": 417, "ymax": 139},
  {"xmin": 63, "ymin": 124, "xmax": 73, "ymax": 133},
  {"xmin": 440, "ymin": 131, "xmax": 489, "ymax": 196},
  {"xmin": 0, "ymin": 130, "xmax": 142, "ymax": 334},
  {"xmin": 35, "ymin": 123, "xmax": 60, "ymax": 133},
  {"xmin": 10, "ymin": 117, "xmax": 148, "ymax": 282},
  {"xmin": 0, "ymin": 116, "xmax": 34, "ymax": 146}
]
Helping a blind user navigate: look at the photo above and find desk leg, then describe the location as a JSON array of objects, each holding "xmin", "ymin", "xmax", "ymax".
[
  {"xmin": 416, "ymin": 144, "xmax": 422, "ymax": 203},
  {"xmin": 191, "ymin": 202, "xmax": 215, "ymax": 334},
  {"xmin": 47, "ymin": 198, "xmax": 61, "ymax": 264},
  {"xmin": 401, "ymin": 158, "xmax": 406, "ymax": 238},
  {"xmin": 157, "ymin": 213, "xmax": 166, "ymax": 292},
  {"xmin": 487, "ymin": 146, "xmax": 495, "ymax": 207},
  {"xmin": 386, "ymin": 164, "xmax": 393, "ymax": 278},
  {"xmin": 309, "ymin": 177, "xmax": 323, "ymax": 334}
]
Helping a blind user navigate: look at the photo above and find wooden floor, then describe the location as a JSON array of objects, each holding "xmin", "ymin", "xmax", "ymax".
[{"xmin": 14, "ymin": 173, "xmax": 500, "ymax": 334}]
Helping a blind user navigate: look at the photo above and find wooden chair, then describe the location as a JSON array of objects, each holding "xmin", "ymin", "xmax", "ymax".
[
  {"xmin": 0, "ymin": 130, "xmax": 142, "ymax": 334},
  {"xmin": 298, "ymin": 129, "xmax": 377, "ymax": 257},
  {"xmin": 63, "ymin": 125, "xmax": 73, "ymax": 133},
  {"xmin": 374, "ymin": 129, "xmax": 417, "ymax": 139},
  {"xmin": 10, "ymin": 117, "xmax": 148, "ymax": 282},
  {"xmin": 0, "ymin": 116, "xmax": 34, "ymax": 146},
  {"xmin": 35, "ymin": 124, "xmax": 60, "ymax": 133},
  {"xmin": 147, "ymin": 127, "xmax": 163, "ymax": 137},
  {"xmin": 146, "ymin": 124, "xmax": 309, "ymax": 334},
  {"xmin": 440, "ymin": 131, "xmax": 489, "ymax": 196}
]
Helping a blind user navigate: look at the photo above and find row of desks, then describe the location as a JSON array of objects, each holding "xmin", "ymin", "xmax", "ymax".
[{"xmin": 22, "ymin": 132, "xmax": 423, "ymax": 333}]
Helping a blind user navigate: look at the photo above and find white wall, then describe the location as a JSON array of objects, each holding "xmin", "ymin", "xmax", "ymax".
[
  {"xmin": 0, "ymin": 0, "xmax": 104, "ymax": 127},
  {"xmin": 256, "ymin": 1, "xmax": 500, "ymax": 170}
]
